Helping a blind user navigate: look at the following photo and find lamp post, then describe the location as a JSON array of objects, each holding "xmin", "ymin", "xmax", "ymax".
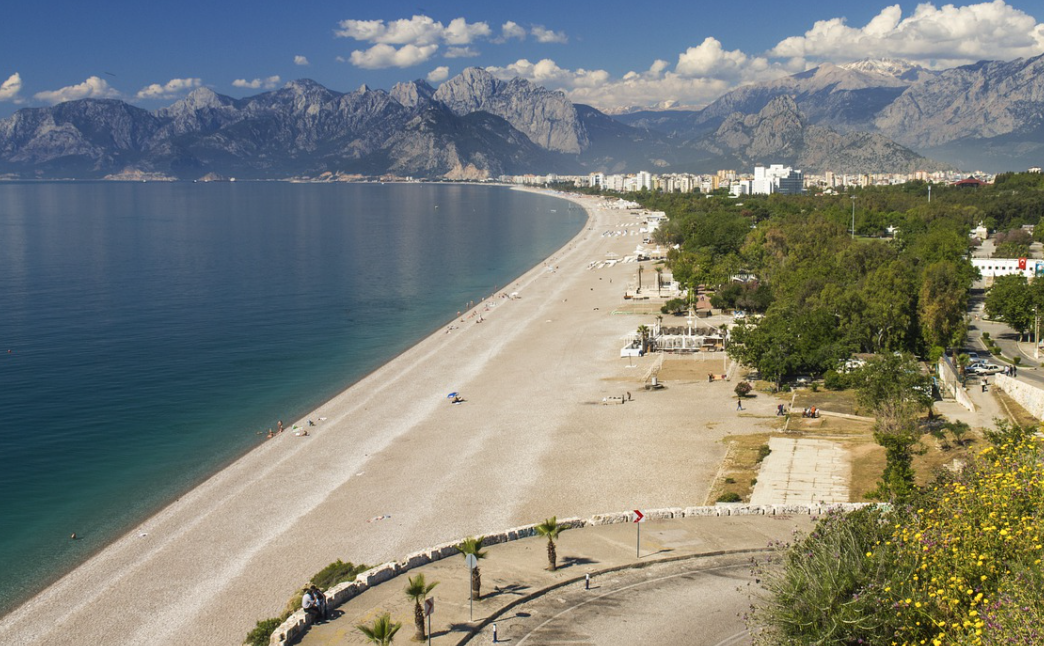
[
  {"xmin": 850, "ymin": 196, "xmax": 857, "ymax": 240},
  {"xmin": 1036, "ymin": 306, "xmax": 1039, "ymax": 360}
]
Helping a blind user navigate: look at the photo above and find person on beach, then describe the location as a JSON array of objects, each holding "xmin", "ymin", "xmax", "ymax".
[
  {"xmin": 277, "ymin": 420, "xmax": 284, "ymax": 433},
  {"xmin": 736, "ymin": 399, "xmax": 743, "ymax": 411}
]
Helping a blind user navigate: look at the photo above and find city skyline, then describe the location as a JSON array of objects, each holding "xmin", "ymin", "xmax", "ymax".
[{"xmin": 2, "ymin": 0, "xmax": 1044, "ymax": 118}]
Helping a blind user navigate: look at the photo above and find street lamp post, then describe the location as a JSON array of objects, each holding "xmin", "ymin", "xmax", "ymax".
[
  {"xmin": 1036, "ymin": 306, "xmax": 1039, "ymax": 360},
  {"xmin": 850, "ymin": 196, "xmax": 857, "ymax": 240}
]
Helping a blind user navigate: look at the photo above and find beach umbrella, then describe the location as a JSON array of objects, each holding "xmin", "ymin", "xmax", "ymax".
[{"xmin": 447, "ymin": 392, "xmax": 459, "ymax": 399}]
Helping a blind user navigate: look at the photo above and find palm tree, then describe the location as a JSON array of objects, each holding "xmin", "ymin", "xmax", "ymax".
[
  {"xmin": 404, "ymin": 574, "xmax": 438, "ymax": 641},
  {"xmin": 456, "ymin": 536, "xmax": 487, "ymax": 600},
  {"xmin": 357, "ymin": 613, "xmax": 402, "ymax": 646},
  {"xmin": 637, "ymin": 264, "xmax": 644, "ymax": 293},
  {"xmin": 534, "ymin": 517, "xmax": 566, "ymax": 571},
  {"xmin": 636, "ymin": 325, "xmax": 651, "ymax": 353},
  {"xmin": 655, "ymin": 266, "xmax": 663, "ymax": 296}
]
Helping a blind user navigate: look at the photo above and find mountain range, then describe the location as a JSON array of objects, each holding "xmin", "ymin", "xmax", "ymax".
[
  {"xmin": 2, "ymin": 57, "xmax": 1043, "ymax": 180},
  {"xmin": 617, "ymin": 55, "xmax": 1044, "ymax": 173}
]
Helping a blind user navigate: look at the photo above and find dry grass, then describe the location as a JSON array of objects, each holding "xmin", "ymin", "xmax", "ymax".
[
  {"xmin": 991, "ymin": 389, "xmax": 1041, "ymax": 428},
  {"xmin": 657, "ymin": 356, "xmax": 730, "ymax": 383},
  {"xmin": 705, "ymin": 432, "xmax": 776, "ymax": 504},
  {"xmin": 791, "ymin": 388, "xmax": 863, "ymax": 416},
  {"xmin": 912, "ymin": 430, "xmax": 980, "ymax": 488}
]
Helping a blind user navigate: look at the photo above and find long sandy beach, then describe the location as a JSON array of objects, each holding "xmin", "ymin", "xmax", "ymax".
[{"xmin": 0, "ymin": 190, "xmax": 773, "ymax": 646}]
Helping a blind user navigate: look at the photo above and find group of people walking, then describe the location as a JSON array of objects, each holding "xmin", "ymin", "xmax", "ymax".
[{"xmin": 301, "ymin": 585, "xmax": 329, "ymax": 624}]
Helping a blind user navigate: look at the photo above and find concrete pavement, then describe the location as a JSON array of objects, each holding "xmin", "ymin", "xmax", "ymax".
[{"xmin": 298, "ymin": 514, "xmax": 817, "ymax": 646}]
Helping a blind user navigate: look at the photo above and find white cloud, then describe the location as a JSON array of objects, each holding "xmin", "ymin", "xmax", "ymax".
[
  {"xmin": 444, "ymin": 17, "xmax": 492, "ymax": 45},
  {"xmin": 348, "ymin": 43, "xmax": 439, "ymax": 69},
  {"xmin": 232, "ymin": 75, "xmax": 282, "ymax": 90},
  {"xmin": 427, "ymin": 66, "xmax": 450, "ymax": 83},
  {"xmin": 335, "ymin": 15, "xmax": 489, "ymax": 47},
  {"xmin": 0, "ymin": 72, "xmax": 22, "ymax": 102},
  {"xmin": 488, "ymin": 59, "xmax": 609, "ymax": 89},
  {"xmin": 770, "ymin": 1, "xmax": 1044, "ymax": 68},
  {"xmin": 487, "ymin": 49, "xmax": 794, "ymax": 111},
  {"xmin": 530, "ymin": 25, "xmax": 568, "ymax": 44},
  {"xmin": 294, "ymin": 55, "xmax": 310, "ymax": 66},
  {"xmin": 135, "ymin": 77, "xmax": 201, "ymax": 100},
  {"xmin": 500, "ymin": 21, "xmax": 526, "ymax": 41},
  {"xmin": 445, "ymin": 46, "xmax": 480, "ymax": 59},
  {"xmin": 676, "ymin": 37, "xmax": 766, "ymax": 80},
  {"xmin": 34, "ymin": 76, "xmax": 120, "ymax": 104}
]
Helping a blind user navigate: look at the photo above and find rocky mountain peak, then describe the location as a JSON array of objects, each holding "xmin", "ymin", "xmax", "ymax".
[
  {"xmin": 390, "ymin": 80, "xmax": 436, "ymax": 109},
  {"xmin": 432, "ymin": 67, "xmax": 500, "ymax": 115},
  {"xmin": 431, "ymin": 67, "xmax": 586, "ymax": 154}
]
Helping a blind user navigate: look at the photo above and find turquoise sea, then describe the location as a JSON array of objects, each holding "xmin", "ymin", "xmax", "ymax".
[{"xmin": 0, "ymin": 181, "xmax": 585, "ymax": 616}]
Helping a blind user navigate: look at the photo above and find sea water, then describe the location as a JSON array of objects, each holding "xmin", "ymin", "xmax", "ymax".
[{"xmin": 0, "ymin": 181, "xmax": 585, "ymax": 615}]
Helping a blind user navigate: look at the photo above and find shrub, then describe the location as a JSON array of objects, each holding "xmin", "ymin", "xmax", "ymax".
[
  {"xmin": 717, "ymin": 492, "xmax": 742, "ymax": 503},
  {"xmin": 756, "ymin": 444, "xmax": 771, "ymax": 463},
  {"xmin": 660, "ymin": 298, "xmax": 687, "ymax": 315},
  {"xmin": 982, "ymin": 331, "xmax": 991, "ymax": 340},
  {"xmin": 809, "ymin": 382, "xmax": 819, "ymax": 392},
  {"xmin": 749, "ymin": 434, "xmax": 1044, "ymax": 646},
  {"xmin": 823, "ymin": 370, "xmax": 847, "ymax": 391},
  {"xmin": 724, "ymin": 477, "xmax": 736, "ymax": 484},
  {"xmin": 245, "ymin": 617, "xmax": 284, "ymax": 646},
  {"xmin": 311, "ymin": 559, "xmax": 369, "ymax": 591},
  {"xmin": 735, "ymin": 382, "xmax": 753, "ymax": 398}
]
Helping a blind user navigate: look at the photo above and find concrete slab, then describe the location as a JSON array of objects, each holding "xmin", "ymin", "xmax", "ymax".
[{"xmin": 749, "ymin": 437, "xmax": 849, "ymax": 505}]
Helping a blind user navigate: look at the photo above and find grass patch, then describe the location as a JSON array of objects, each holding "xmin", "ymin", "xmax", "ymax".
[
  {"xmin": 791, "ymin": 389, "xmax": 862, "ymax": 416},
  {"xmin": 706, "ymin": 433, "xmax": 773, "ymax": 504}
]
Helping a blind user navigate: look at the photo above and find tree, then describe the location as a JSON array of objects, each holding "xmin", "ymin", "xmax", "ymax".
[
  {"xmin": 636, "ymin": 325, "xmax": 651, "ymax": 353},
  {"xmin": 404, "ymin": 574, "xmax": 438, "ymax": 641},
  {"xmin": 534, "ymin": 517, "xmax": 566, "ymax": 571},
  {"xmin": 852, "ymin": 353, "xmax": 932, "ymax": 501},
  {"xmin": 985, "ymin": 274, "xmax": 1034, "ymax": 339},
  {"xmin": 655, "ymin": 266, "xmax": 664, "ymax": 295},
  {"xmin": 456, "ymin": 536, "xmax": 487, "ymax": 600},
  {"xmin": 918, "ymin": 261, "xmax": 968, "ymax": 349},
  {"xmin": 637, "ymin": 264, "xmax": 644, "ymax": 293},
  {"xmin": 357, "ymin": 613, "xmax": 402, "ymax": 646}
]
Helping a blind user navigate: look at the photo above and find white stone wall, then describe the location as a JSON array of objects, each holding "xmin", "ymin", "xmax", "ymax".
[
  {"xmin": 268, "ymin": 503, "xmax": 873, "ymax": 645},
  {"xmin": 994, "ymin": 374, "xmax": 1044, "ymax": 420}
]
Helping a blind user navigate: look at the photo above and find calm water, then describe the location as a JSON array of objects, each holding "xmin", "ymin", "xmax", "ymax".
[{"xmin": 0, "ymin": 181, "xmax": 584, "ymax": 615}]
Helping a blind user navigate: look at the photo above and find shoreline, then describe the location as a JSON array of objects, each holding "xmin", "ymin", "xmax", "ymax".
[
  {"xmin": 0, "ymin": 183, "xmax": 585, "ymax": 621},
  {"xmin": 0, "ymin": 187, "xmax": 605, "ymax": 644},
  {"xmin": 1, "ymin": 187, "xmax": 762, "ymax": 646}
]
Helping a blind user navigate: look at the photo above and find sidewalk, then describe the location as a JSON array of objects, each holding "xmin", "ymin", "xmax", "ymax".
[{"xmin": 298, "ymin": 514, "xmax": 817, "ymax": 646}]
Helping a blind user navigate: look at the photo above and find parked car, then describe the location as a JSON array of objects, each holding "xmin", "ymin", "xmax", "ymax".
[{"xmin": 968, "ymin": 362, "xmax": 1002, "ymax": 375}]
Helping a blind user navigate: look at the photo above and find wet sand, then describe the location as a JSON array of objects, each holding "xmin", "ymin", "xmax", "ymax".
[{"xmin": 0, "ymin": 190, "xmax": 767, "ymax": 645}]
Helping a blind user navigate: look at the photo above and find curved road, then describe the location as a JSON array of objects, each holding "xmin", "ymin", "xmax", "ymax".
[{"xmin": 469, "ymin": 553, "xmax": 759, "ymax": 646}]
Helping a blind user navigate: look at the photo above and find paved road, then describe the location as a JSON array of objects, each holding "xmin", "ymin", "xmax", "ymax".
[{"xmin": 468, "ymin": 553, "xmax": 757, "ymax": 646}]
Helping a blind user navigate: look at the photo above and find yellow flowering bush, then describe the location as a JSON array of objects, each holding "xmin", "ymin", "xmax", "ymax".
[{"xmin": 750, "ymin": 427, "xmax": 1044, "ymax": 646}]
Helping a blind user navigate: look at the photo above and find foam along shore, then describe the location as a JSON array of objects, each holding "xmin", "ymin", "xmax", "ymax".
[{"xmin": 0, "ymin": 189, "xmax": 748, "ymax": 646}]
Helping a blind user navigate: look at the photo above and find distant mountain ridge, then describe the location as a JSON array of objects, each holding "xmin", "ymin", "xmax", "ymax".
[
  {"xmin": 0, "ymin": 66, "xmax": 945, "ymax": 180},
  {"xmin": 615, "ymin": 55, "xmax": 1044, "ymax": 172}
]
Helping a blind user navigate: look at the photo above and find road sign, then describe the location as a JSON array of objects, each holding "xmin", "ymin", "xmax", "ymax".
[
  {"xmin": 633, "ymin": 509, "xmax": 645, "ymax": 523},
  {"xmin": 424, "ymin": 598, "xmax": 434, "ymax": 617},
  {"xmin": 465, "ymin": 554, "xmax": 478, "ymax": 569}
]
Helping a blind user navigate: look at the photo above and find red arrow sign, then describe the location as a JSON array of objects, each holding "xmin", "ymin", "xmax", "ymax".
[
  {"xmin": 633, "ymin": 509, "xmax": 645, "ymax": 523},
  {"xmin": 424, "ymin": 598, "xmax": 434, "ymax": 616}
]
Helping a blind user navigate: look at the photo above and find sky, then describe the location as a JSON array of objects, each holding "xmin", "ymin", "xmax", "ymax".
[{"xmin": 2, "ymin": 0, "xmax": 1044, "ymax": 118}]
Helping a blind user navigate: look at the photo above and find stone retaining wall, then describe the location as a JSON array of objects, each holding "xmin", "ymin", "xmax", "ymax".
[
  {"xmin": 938, "ymin": 357, "xmax": 976, "ymax": 412},
  {"xmin": 269, "ymin": 503, "xmax": 871, "ymax": 645},
  {"xmin": 994, "ymin": 374, "xmax": 1044, "ymax": 420}
]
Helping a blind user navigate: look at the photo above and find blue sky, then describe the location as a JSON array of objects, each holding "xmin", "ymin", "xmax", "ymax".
[{"xmin": 2, "ymin": 0, "xmax": 1043, "ymax": 117}]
